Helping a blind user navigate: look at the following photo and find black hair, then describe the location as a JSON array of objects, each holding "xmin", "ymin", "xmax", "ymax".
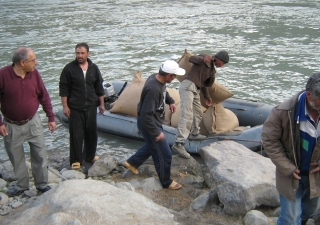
[
  {"xmin": 75, "ymin": 42, "xmax": 89, "ymax": 52},
  {"xmin": 158, "ymin": 67, "xmax": 170, "ymax": 76}
]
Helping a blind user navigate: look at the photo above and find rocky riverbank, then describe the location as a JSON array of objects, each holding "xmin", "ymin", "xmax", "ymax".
[{"xmin": 0, "ymin": 141, "xmax": 317, "ymax": 225}]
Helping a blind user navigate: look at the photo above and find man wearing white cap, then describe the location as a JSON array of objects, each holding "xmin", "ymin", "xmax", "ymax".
[{"xmin": 122, "ymin": 60, "xmax": 185, "ymax": 190}]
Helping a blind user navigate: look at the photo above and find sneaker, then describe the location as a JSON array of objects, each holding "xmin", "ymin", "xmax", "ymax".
[
  {"xmin": 188, "ymin": 133, "xmax": 207, "ymax": 141},
  {"xmin": 122, "ymin": 161, "xmax": 139, "ymax": 175},
  {"xmin": 172, "ymin": 143, "xmax": 191, "ymax": 159},
  {"xmin": 6, "ymin": 188, "xmax": 28, "ymax": 197},
  {"xmin": 37, "ymin": 186, "xmax": 51, "ymax": 193}
]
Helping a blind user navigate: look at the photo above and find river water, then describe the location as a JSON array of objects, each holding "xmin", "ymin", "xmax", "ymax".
[{"xmin": 0, "ymin": 0, "xmax": 319, "ymax": 162}]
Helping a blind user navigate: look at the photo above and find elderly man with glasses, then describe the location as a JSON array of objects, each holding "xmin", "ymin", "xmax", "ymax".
[{"xmin": 0, "ymin": 47, "xmax": 56, "ymax": 196}]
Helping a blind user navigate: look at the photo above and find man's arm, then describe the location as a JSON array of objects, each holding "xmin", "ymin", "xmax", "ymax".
[
  {"xmin": 61, "ymin": 96, "xmax": 70, "ymax": 118},
  {"xmin": 201, "ymin": 87, "xmax": 212, "ymax": 106},
  {"xmin": 262, "ymin": 107, "xmax": 297, "ymax": 177},
  {"xmin": 98, "ymin": 96, "xmax": 105, "ymax": 115}
]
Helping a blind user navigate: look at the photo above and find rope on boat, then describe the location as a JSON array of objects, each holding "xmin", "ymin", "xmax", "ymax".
[{"xmin": 218, "ymin": 137, "xmax": 264, "ymax": 155}]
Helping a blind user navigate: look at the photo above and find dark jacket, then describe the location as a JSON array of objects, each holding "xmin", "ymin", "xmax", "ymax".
[
  {"xmin": 59, "ymin": 58, "xmax": 105, "ymax": 110},
  {"xmin": 138, "ymin": 74, "xmax": 174, "ymax": 138},
  {"xmin": 262, "ymin": 91, "xmax": 320, "ymax": 200},
  {"xmin": 184, "ymin": 54, "xmax": 216, "ymax": 100}
]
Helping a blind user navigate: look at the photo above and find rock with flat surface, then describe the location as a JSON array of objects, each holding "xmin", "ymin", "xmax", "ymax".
[
  {"xmin": 7, "ymin": 179, "xmax": 177, "ymax": 225},
  {"xmin": 61, "ymin": 170, "xmax": 86, "ymax": 180},
  {"xmin": 200, "ymin": 141, "xmax": 279, "ymax": 215}
]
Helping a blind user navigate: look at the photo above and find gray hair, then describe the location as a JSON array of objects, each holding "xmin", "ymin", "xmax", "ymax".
[
  {"xmin": 306, "ymin": 72, "xmax": 320, "ymax": 98},
  {"xmin": 11, "ymin": 47, "xmax": 30, "ymax": 64}
]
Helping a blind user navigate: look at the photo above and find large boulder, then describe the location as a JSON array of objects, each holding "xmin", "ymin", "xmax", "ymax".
[
  {"xmin": 7, "ymin": 180, "xmax": 178, "ymax": 225},
  {"xmin": 200, "ymin": 141, "xmax": 279, "ymax": 215}
]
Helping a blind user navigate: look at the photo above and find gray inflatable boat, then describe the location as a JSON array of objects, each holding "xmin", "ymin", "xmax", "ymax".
[{"xmin": 57, "ymin": 81, "xmax": 273, "ymax": 153}]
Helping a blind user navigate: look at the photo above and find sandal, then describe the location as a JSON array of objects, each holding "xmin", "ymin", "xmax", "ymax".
[
  {"xmin": 91, "ymin": 155, "xmax": 99, "ymax": 163},
  {"xmin": 168, "ymin": 181, "xmax": 182, "ymax": 190},
  {"xmin": 122, "ymin": 161, "xmax": 139, "ymax": 175},
  {"xmin": 71, "ymin": 162, "xmax": 81, "ymax": 170}
]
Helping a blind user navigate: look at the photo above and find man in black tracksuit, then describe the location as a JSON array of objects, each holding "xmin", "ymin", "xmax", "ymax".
[{"xmin": 59, "ymin": 43, "xmax": 105, "ymax": 168}]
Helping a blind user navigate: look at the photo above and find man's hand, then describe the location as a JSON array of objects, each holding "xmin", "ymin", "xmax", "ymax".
[
  {"xmin": 0, "ymin": 125, "xmax": 8, "ymax": 136},
  {"xmin": 48, "ymin": 122, "xmax": 56, "ymax": 133},
  {"xmin": 169, "ymin": 104, "xmax": 176, "ymax": 113},
  {"xmin": 293, "ymin": 169, "xmax": 301, "ymax": 179},
  {"xmin": 310, "ymin": 162, "xmax": 320, "ymax": 174},
  {"xmin": 99, "ymin": 104, "xmax": 105, "ymax": 115},
  {"xmin": 204, "ymin": 55, "xmax": 212, "ymax": 64},
  {"xmin": 205, "ymin": 98, "xmax": 213, "ymax": 107},
  {"xmin": 155, "ymin": 132, "xmax": 165, "ymax": 142},
  {"xmin": 63, "ymin": 106, "xmax": 70, "ymax": 118}
]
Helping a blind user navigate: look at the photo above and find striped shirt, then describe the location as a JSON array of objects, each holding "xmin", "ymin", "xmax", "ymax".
[{"xmin": 295, "ymin": 92, "xmax": 320, "ymax": 172}]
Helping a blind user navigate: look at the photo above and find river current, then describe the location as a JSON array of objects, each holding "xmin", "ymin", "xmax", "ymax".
[{"xmin": 0, "ymin": 0, "xmax": 319, "ymax": 162}]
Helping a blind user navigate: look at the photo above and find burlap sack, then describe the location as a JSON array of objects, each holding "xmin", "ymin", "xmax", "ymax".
[
  {"xmin": 164, "ymin": 88, "xmax": 180, "ymax": 125},
  {"xmin": 199, "ymin": 107, "xmax": 210, "ymax": 135},
  {"xmin": 176, "ymin": 49, "xmax": 234, "ymax": 106},
  {"xmin": 109, "ymin": 71, "xmax": 145, "ymax": 117},
  {"xmin": 200, "ymin": 80, "xmax": 234, "ymax": 107},
  {"xmin": 170, "ymin": 102, "xmax": 181, "ymax": 128},
  {"xmin": 176, "ymin": 49, "xmax": 193, "ymax": 82},
  {"xmin": 203, "ymin": 103, "xmax": 239, "ymax": 134}
]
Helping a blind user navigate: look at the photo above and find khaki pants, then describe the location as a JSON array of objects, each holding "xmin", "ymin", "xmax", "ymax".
[
  {"xmin": 4, "ymin": 112, "xmax": 48, "ymax": 190},
  {"xmin": 175, "ymin": 79, "xmax": 203, "ymax": 143}
]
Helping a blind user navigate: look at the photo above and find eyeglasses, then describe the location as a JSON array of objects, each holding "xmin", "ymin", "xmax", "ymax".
[{"xmin": 24, "ymin": 58, "xmax": 37, "ymax": 63}]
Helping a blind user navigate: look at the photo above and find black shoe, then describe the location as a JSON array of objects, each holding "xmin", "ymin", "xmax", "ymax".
[
  {"xmin": 6, "ymin": 188, "xmax": 28, "ymax": 197},
  {"xmin": 37, "ymin": 186, "xmax": 51, "ymax": 193}
]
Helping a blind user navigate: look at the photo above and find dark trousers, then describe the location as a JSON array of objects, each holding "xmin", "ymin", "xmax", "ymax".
[
  {"xmin": 69, "ymin": 107, "xmax": 97, "ymax": 165},
  {"xmin": 127, "ymin": 116, "xmax": 173, "ymax": 188}
]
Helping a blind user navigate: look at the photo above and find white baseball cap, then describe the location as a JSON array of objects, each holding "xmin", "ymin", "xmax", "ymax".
[{"xmin": 161, "ymin": 60, "xmax": 185, "ymax": 76}]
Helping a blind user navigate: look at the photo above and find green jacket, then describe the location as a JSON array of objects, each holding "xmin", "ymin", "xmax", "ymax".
[{"xmin": 262, "ymin": 91, "xmax": 320, "ymax": 200}]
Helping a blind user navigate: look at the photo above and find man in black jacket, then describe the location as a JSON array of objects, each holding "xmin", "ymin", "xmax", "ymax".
[
  {"xmin": 123, "ymin": 60, "xmax": 185, "ymax": 190},
  {"xmin": 59, "ymin": 43, "xmax": 105, "ymax": 169}
]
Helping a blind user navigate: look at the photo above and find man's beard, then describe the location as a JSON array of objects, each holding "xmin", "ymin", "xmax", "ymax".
[
  {"xmin": 77, "ymin": 58, "xmax": 85, "ymax": 64},
  {"xmin": 309, "ymin": 99, "xmax": 320, "ymax": 114}
]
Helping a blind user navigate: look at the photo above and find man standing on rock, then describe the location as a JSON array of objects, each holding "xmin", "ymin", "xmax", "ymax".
[
  {"xmin": 0, "ymin": 47, "xmax": 56, "ymax": 196},
  {"xmin": 172, "ymin": 51, "xmax": 229, "ymax": 159},
  {"xmin": 59, "ymin": 43, "xmax": 105, "ymax": 169},
  {"xmin": 262, "ymin": 73, "xmax": 320, "ymax": 225},
  {"xmin": 123, "ymin": 60, "xmax": 184, "ymax": 190}
]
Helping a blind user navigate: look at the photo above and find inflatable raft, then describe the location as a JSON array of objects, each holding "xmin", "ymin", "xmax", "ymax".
[{"xmin": 57, "ymin": 81, "xmax": 273, "ymax": 154}]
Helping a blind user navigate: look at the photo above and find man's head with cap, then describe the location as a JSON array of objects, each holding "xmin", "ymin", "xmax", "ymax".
[
  {"xmin": 214, "ymin": 50, "xmax": 229, "ymax": 68},
  {"xmin": 158, "ymin": 60, "xmax": 185, "ymax": 83},
  {"xmin": 160, "ymin": 60, "xmax": 185, "ymax": 76}
]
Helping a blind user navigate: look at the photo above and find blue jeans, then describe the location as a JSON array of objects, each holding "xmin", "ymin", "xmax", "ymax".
[
  {"xmin": 277, "ymin": 175, "xmax": 320, "ymax": 225},
  {"xmin": 127, "ymin": 116, "xmax": 173, "ymax": 188}
]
